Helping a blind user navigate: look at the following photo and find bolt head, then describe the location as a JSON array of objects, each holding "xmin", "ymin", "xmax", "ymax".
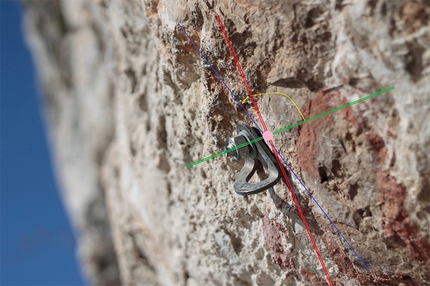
[{"xmin": 225, "ymin": 134, "xmax": 249, "ymax": 160}]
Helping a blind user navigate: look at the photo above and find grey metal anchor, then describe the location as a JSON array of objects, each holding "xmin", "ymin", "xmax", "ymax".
[{"xmin": 225, "ymin": 123, "xmax": 281, "ymax": 195}]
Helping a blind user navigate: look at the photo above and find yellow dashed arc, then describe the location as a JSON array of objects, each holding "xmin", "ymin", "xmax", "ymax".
[{"xmin": 241, "ymin": 92, "xmax": 307, "ymax": 121}]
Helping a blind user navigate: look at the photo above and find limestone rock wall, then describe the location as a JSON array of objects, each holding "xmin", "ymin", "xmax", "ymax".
[{"xmin": 24, "ymin": 0, "xmax": 430, "ymax": 285}]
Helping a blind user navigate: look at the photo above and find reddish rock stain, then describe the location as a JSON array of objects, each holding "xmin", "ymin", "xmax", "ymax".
[
  {"xmin": 296, "ymin": 90, "xmax": 341, "ymax": 181},
  {"xmin": 340, "ymin": 96, "xmax": 430, "ymax": 274},
  {"xmin": 295, "ymin": 88, "xmax": 428, "ymax": 283},
  {"xmin": 262, "ymin": 215, "xmax": 295, "ymax": 276},
  {"xmin": 321, "ymin": 234, "xmax": 357, "ymax": 276},
  {"xmin": 300, "ymin": 266, "xmax": 326, "ymax": 286},
  {"xmin": 378, "ymin": 172, "xmax": 430, "ymax": 270},
  {"xmin": 342, "ymin": 102, "xmax": 430, "ymax": 269},
  {"xmin": 323, "ymin": 234, "xmax": 420, "ymax": 285}
]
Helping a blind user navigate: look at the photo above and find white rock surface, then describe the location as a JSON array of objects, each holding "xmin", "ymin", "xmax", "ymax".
[{"xmin": 24, "ymin": 0, "xmax": 430, "ymax": 285}]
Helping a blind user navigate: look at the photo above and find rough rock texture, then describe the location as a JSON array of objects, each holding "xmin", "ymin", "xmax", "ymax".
[{"xmin": 23, "ymin": 0, "xmax": 430, "ymax": 285}]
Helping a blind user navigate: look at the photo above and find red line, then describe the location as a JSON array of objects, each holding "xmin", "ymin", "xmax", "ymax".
[
  {"xmin": 269, "ymin": 142, "xmax": 333, "ymax": 286},
  {"xmin": 216, "ymin": 16, "xmax": 268, "ymax": 132},
  {"xmin": 216, "ymin": 16, "xmax": 334, "ymax": 286}
]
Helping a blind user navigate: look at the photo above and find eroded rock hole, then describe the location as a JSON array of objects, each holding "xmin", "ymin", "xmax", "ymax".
[
  {"xmin": 318, "ymin": 165, "xmax": 329, "ymax": 183},
  {"xmin": 332, "ymin": 159, "xmax": 342, "ymax": 177},
  {"xmin": 125, "ymin": 67, "xmax": 137, "ymax": 93},
  {"xmin": 305, "ymin": 7, "xmax": 324, "ymax": 28},
  {"xmin": 138, "ymin": 93, "xmax": 148, "ymax": 112},
  {"xmin": 157, "ymin": 116, "xmax": 167, "ymax": 149},
  {"xmin": 349, "ymin": 183, "xmax": 359, "ymax": 200}
]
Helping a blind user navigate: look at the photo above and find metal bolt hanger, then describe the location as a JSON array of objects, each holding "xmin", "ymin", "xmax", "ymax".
[{"xmin": 225, "ymin": 123, "xmax": 281, "ymax": 195}]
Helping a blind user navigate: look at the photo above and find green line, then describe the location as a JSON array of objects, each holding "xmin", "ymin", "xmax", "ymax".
[
  {"xmin": 273, "ymin": 86, "xmax": 394, "ymax": 135},
  {"xmin": 186, "ymin": 86, "xmax": 394, "ymax": 168},
  {"xmin": 186, "ymin": 136, "xmax": 265, "ymax": 168}
]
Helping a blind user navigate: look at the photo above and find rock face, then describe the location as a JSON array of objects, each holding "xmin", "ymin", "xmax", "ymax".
[{"xmin": 23, "ymin": 0, "xmax": 430, "ymax": 285}]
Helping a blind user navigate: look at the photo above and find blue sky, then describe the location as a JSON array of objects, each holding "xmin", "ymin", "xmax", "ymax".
[{"xmin": 1, "ymin": 1, "xmax": 86, "ymax": 284}]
